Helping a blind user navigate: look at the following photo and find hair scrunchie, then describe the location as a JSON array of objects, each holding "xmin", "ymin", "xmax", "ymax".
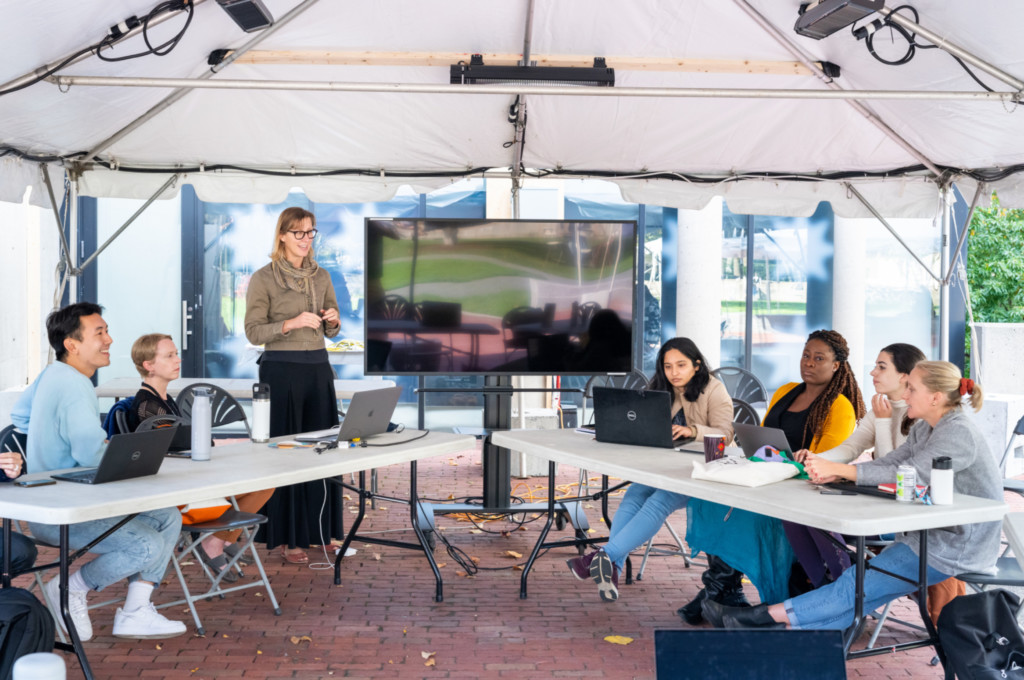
[{"xmin": 959, "ymin": 377, "xmax": 975, "ymax": 396}]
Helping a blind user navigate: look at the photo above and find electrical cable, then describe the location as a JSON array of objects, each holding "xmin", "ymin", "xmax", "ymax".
[
  {"xmin": 0, "ymin": 1, "xmax": 195, "ymax": 98},
  {"xmin": 853, "ymin": 5, "xmax": 997, "ymax": 93}
]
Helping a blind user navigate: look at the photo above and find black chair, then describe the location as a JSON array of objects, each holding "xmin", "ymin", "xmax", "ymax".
[
  {"xmin": 0, "ymin": 425, "xmax": 26, "ymax": 458},
  {"xmin": 137, "ymin": 414, "xmax": 186, "ymax": 431},
  {"xmin": 731, "ymin": 397, "xmax": 760, "ymax": 426},
  {"xmin": 370, "ymin": 294, "xmax": 414, "ymax": 320},
  {"xmin": 711, "ymin": 366, "xmax": 768, "ymax": 407},
  {"xmin": 501, "ymin": 306, "xmax": 544, "ymax": 359},
  {"xmin": 576, "ymin": 301, "xmax": 602, "ymax": 327},
  {"xmin": 177, "ymin": 383, "xmax": 250, "ymax": 437}
]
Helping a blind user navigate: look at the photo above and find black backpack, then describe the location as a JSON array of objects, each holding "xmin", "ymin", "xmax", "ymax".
[
  {"xmin": 938, "ymin": 589, "xmax": 1024, "ymax": 680},
  {"xmin": 0, "ymin": 587, "xmax": 56, "ymax": 680}
]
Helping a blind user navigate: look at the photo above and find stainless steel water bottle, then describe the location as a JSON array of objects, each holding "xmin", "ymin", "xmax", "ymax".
[
  {"xmin": 252, "ymin": 383, "xmax": 271, "ymax": 443},
  {"xmin": 190, "ymin": 387, "xmax": 213, "ymax": 461}
]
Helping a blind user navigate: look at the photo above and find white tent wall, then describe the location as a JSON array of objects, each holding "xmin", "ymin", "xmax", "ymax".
[
  {"xmin": 93, "ymin": 197, "xmax": 182, "ymax": 388},
  {"xmin": 0, "ymin": 196, "xmax": 61, "ymax": 422}
]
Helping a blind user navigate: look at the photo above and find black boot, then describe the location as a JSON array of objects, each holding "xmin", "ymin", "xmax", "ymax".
[
  {"xmin": 676, "ymin": 588, "xmax": 707, "ymax": 625},
  {"xmin": 706, "ymin": 555, "xmax": 750, "ymax": 607},
  {"xmin": 702, "ymin": 601, "xmax": 785, "ymax": 629}
]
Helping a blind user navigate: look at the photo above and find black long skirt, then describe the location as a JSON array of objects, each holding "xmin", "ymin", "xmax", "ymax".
[{"xmin": 255, "ymin": 358, "xmax": 344, "ymax": 549}]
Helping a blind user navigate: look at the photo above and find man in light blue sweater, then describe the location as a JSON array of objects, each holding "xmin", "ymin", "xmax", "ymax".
[{"xmin": 12, "ymin": 302, "xmax": 186, "ymax": 641}]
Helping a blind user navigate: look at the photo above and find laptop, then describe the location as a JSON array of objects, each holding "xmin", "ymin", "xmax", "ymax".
[
  {"xmin": 297, "ymin": 386, "xmax": 403, "ymax": 444},
  {"xmin": 592, "ymin": 386, "xmax": 676, "ymax": 449},
  {"xmin": 51, "ymin": 427, "xmax": 176, "ymax": 484},
  {"xmin": 732, "ymin": 422, "xmax": 794, "ymax": 458}
]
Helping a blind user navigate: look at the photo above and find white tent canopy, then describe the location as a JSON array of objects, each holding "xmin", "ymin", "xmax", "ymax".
[{"xmin": 3, "ymin": 0, "xmax": 1024, "ymax": 216}]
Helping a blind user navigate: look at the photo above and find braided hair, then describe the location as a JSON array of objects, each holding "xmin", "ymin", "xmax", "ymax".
[{"xmin": 804, "ymin": 330, "xmax": 866, "ymax": 447}]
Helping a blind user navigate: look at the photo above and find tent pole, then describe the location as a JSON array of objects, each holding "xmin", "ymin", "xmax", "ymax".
[
  {"xmin": 732, "ymin": 0, "xmax": 945, "ymax": 179},
  {"xmin": 80, "ymin": 0, "xmax": 323, "ymax": 163},
  {"xmin": 509, "ymin": 0, "xmax": 537, "ymax": 220},
  {"xmin": 943, "ymin": 182, "xmax": 985, "ymax": 285},
  {"xmin": 880, "ymin": 8, "xmax": 1024, "ymax": 92},
  {"xmin": 51, "ymin": 74, "xmax": 1017, "ymax": 102},
  {"xmin": 939, "ymin": 186, "xmax": 953, "ymax": 361},
  {"xmin": 843, "ymin": 182, "xmax": 940, "ymax": 284},
  {"xmin": 39, "ymin": 165, "xmax": 76, "ymax": 277},
  {"xmin": 76, "ymin": 174, "xmax": 180, "ymax": 273}
]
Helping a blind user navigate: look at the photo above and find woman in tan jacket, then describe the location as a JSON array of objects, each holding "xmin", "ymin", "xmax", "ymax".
[
  {"xmin": 566, "ymin": 337, "xmax": 734, "ymax": 602},
  {"xmin": 244, "ymin": 206, "xmax": 342, "ymax": 564}
]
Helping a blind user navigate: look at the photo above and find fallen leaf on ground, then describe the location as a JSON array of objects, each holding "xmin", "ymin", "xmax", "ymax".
[
  {"xmin": 422, "ymin": 651, "xmax": 436, "ymax": 660},
  {"xmin": 343, "ymin": 494, "xmax": 352, "ymax": 500},
  {"xmin": 290, "ymin": 635, "xmax": 313, "ymax": 645},
  {"xmin": 469, "ymin": 529, "xmax": 482, "ymax": 534},
  {"xmin": 455, "ymin": 570, "xmax": 468, "ymax": 577},
  {"xmin": 435, "ymin": 562, "xmax": 447, "ymax": 568},
  {"xmin": 513, "ymin": 565, "xmax": 524, "ymax": 571},
  {"xmin": 470, "ymin": 556, "xmax": 480, "ymax": 564},
  {"xmin": 604, "ymin": 635, "xmax": 634, "ymax": 645},
  {"xmin": 425, "ymin": 658, "xmax": 436, "ymax": 667},
  {"xmin": 503, "ymin": 550, "xmax": 522, "ymax": 559},
  {"xmin": 373, "ymin": 553, "xmax": 382, "ymax": 561}
]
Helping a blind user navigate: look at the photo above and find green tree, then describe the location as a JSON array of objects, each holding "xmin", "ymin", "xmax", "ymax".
[{"xmin": 967, "ymin": 194, "xmax": 1024, "ymax": 323}]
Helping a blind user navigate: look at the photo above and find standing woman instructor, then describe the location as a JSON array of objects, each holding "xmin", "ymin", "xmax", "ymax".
[{"xmin": 245, "ymin": 207, "xmax": 343, "ymax": 564}]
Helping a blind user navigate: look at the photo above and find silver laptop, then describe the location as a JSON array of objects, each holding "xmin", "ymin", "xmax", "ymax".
[
  {"xmin": 732, "ymin": 422, "xmax": 794, "ymax": 458},
  {"xmin": 51, "ymin": 427, "xmax": 175, "ymax": 484},
  {"xmin": 297, "ymin": 386, "xmax": 403, "ymax": 443}
]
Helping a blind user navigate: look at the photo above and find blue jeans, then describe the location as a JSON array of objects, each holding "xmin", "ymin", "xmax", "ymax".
[
  {"xmin": 28, "ymin": 508, "xmax": 181, "ymax": 591},
  {"xmin": 605, "ymin": 483, "xmax": 689, "ymax": 569},
  {"xmin": 785, "ymin": 541, "xmax": 950, "ymax": 629},
  {"xmin": 0, "ymin": 531, "xmax": 38, "ymax": 574}
]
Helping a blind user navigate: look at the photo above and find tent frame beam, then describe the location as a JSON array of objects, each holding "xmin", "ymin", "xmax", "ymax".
[
  {"xmin": 733, "ymin": 0, "xmax": 944, "ymax": 179},
  {"xmin": 79, "ymin": 0, "xmax": 324, "ymax": 164},
  {"xmin": 50, "ymin": 75, "xmax": 1021, "ymax": 102}
]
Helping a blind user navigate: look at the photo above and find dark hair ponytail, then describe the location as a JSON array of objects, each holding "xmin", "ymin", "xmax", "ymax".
[
  {"xmin": 648, "ymin": 337, "xmax": 711, "ymax": 402},
  {"xmin": 879, "ymin": 342, "xmax": 926, "ymax": 435}
]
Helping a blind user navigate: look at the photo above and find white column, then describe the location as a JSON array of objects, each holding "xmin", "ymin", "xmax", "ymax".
[
  {"xmin": 675, "ymin": 197, "xmax": 724, "ymax": 369},
  {"xmin": 832, "ymin": 216, "xmax": 867, "ymax": 388}
]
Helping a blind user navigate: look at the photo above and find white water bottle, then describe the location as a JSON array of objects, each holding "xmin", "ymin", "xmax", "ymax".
[
  {"xmin": 190, "ymin": 388, "xmax": 213, "ymax": 462},
  {"xmin": 252, "ymin": 383, "xmax": 271, "ymax": 443},
  {"xmin": 931, "ymin": 456, "xmax": 954, "ymax": 505}
]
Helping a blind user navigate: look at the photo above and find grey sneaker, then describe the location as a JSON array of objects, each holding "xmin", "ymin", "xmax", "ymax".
[
  {"xmin": 590, "ymin": 550, "xmax": 619, "ymax": 602},
  {"xmin": 45, "ymin": 576, "xmax": 92, "ymax": 642},
  {"xmin": 112, "ymin": 603, "xmax": 187, "ymax": 639}
]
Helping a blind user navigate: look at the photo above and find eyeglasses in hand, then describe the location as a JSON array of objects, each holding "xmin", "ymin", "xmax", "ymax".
[{"xmin": 288, "ymin": 229, "xmax": 318, "ymax": 240}]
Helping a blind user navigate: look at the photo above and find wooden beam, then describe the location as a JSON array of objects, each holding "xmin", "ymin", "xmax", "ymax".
[{"xmin": 232, "ymin": 50, "xmax": 816, "ymax": 75}]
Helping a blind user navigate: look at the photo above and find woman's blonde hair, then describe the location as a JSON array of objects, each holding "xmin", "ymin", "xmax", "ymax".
[
  {"xmin": 914, "ymin": 360, "xmax": 984, "ymax": 412},
  {"xmin": 270, "ymin": 207, "xmax": 317, "ymax": 262},
  {"xmin": 131, "ymin": 333, "xmax": 172, "ymax": 378}
]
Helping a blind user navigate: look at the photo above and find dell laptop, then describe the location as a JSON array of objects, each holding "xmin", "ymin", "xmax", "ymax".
[
  {"xmin": 592, "ymin": 386, "xmax": 677, "ymax": 449},
  {"xmin": 297, "ymin": 386, "xmax": 403, "ymax": 444},
  {"xmin": 51, "ymin": 427, "xmax": 176, "ymax": 485},
  {"xmin": 732, "ymin": 422, "xmax": 793, "ymax": 458}
]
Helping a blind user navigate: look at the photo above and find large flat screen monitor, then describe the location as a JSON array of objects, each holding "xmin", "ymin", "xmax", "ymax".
[{"xmin": 364, "ymin": 218, "xmax": 637, "ymax": 376}]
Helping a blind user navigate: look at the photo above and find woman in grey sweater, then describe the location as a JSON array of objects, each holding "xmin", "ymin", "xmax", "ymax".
[{"xmin": 702, "ymin": 360, "xmax": 1002, "ymax": 630}]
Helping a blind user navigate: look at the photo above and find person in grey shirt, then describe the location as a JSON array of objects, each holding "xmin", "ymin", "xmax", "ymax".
[{"xmin": 701, "ymin": 360, "xmax": 1002, "ymax": 630}]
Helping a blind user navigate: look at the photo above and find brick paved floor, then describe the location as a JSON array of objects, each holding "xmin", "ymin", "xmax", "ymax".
[{"xmin": 26, "ymin": 442, "xmax": 1022, "ymax": 679}]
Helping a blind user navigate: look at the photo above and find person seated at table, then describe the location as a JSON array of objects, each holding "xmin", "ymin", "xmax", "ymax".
[
  {"xmin": 791, "ymin": 342, "xmax": 964, "ymax": 621},
  {"xmin": 566, "ymin": 337, "xmax": 734, "ymax": 602},
  {"xmin": 679, "ymin": 329, "xmax": 864, "ymax": 623},
  {"xmin": 702, "ymin": 361, "xmax": 1001, "ymax": 630},
  {"xmin": 11, "ymin": 303, "xmax": 186, "ymax": 641},
  {"xmin": 129, "ymin": 333, "xmax": 275, "ymax": 582},
  {"xmin": 0, "ymin": 449, "xmax": 38, "ymax": 575}
]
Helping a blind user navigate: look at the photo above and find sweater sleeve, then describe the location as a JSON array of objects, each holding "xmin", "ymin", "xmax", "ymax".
[
  {"xmin": 819, "ymin": 411, "xmax": 877, "ymax": 463},
  {"xmin": 857, "ymin": 416, "xmax": 978, "ymax": 487},
  {"xmin": 60, "ymin": 392, "xmax": 106, "ymax": 468},
  {"xmin": 689, "ymin": 380, "xmax": 736, "ymax": 444},
  {"xmin": 810, "ymin": 394, "xmax": 856, "ymax": 453},
  {"xmin": 244, "ymin": 268, "xmax": 288, "ymax": 346}
]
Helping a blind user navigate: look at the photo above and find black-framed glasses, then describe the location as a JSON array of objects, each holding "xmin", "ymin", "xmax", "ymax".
[{"xmin": 288, "ymin": 229, "xmax": 318, "ymax": 240}]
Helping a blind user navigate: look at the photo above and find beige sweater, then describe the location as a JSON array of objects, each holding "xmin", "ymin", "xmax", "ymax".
[
  {"xmin": 819, "ymin": 399, "xmax": 909, "ymax": 463},
  {"xmin": 244, "ymin": 261, "xmax": 340, "ymax": 352},
  {"xmin": 672, "ymin": 377, "xmax": 735, "ymax": 445}
]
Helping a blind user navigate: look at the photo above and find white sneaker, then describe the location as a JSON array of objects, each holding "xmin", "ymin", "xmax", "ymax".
[
  {"xmin": 44, "ymin": 576, "xmax": 93, "ymax": 642},
  {"xmin": 112, "ymin": 603, "xmax": 187, "ymax": 639}
]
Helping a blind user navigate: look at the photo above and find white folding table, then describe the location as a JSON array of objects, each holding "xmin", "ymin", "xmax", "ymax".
[{"xmin": 0, "ymin": 429, "xmax": 473, "ymax": 680}]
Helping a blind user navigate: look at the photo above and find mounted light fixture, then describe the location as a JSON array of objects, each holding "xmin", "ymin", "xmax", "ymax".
[
  {"xmin": 216, "ymin": 0, "xmax": 274, "ymax": 32},
  {"xmin": 795, "ymin": 0, "xmax": 884, "ymax": 40},
  {"xmin": 450, "ymin": 55, "xmax": 614, "ymax": 87}
]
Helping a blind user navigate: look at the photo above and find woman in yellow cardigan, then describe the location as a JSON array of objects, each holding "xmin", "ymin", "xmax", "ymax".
[{"xmin": 680, "ymin": 329, "xmax": 864, "ymax": 623}]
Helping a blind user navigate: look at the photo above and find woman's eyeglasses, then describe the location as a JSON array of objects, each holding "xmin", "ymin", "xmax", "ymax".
[{"xmin": 288, "ymin": 229, "xmax": 318, "ymax": 240}]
